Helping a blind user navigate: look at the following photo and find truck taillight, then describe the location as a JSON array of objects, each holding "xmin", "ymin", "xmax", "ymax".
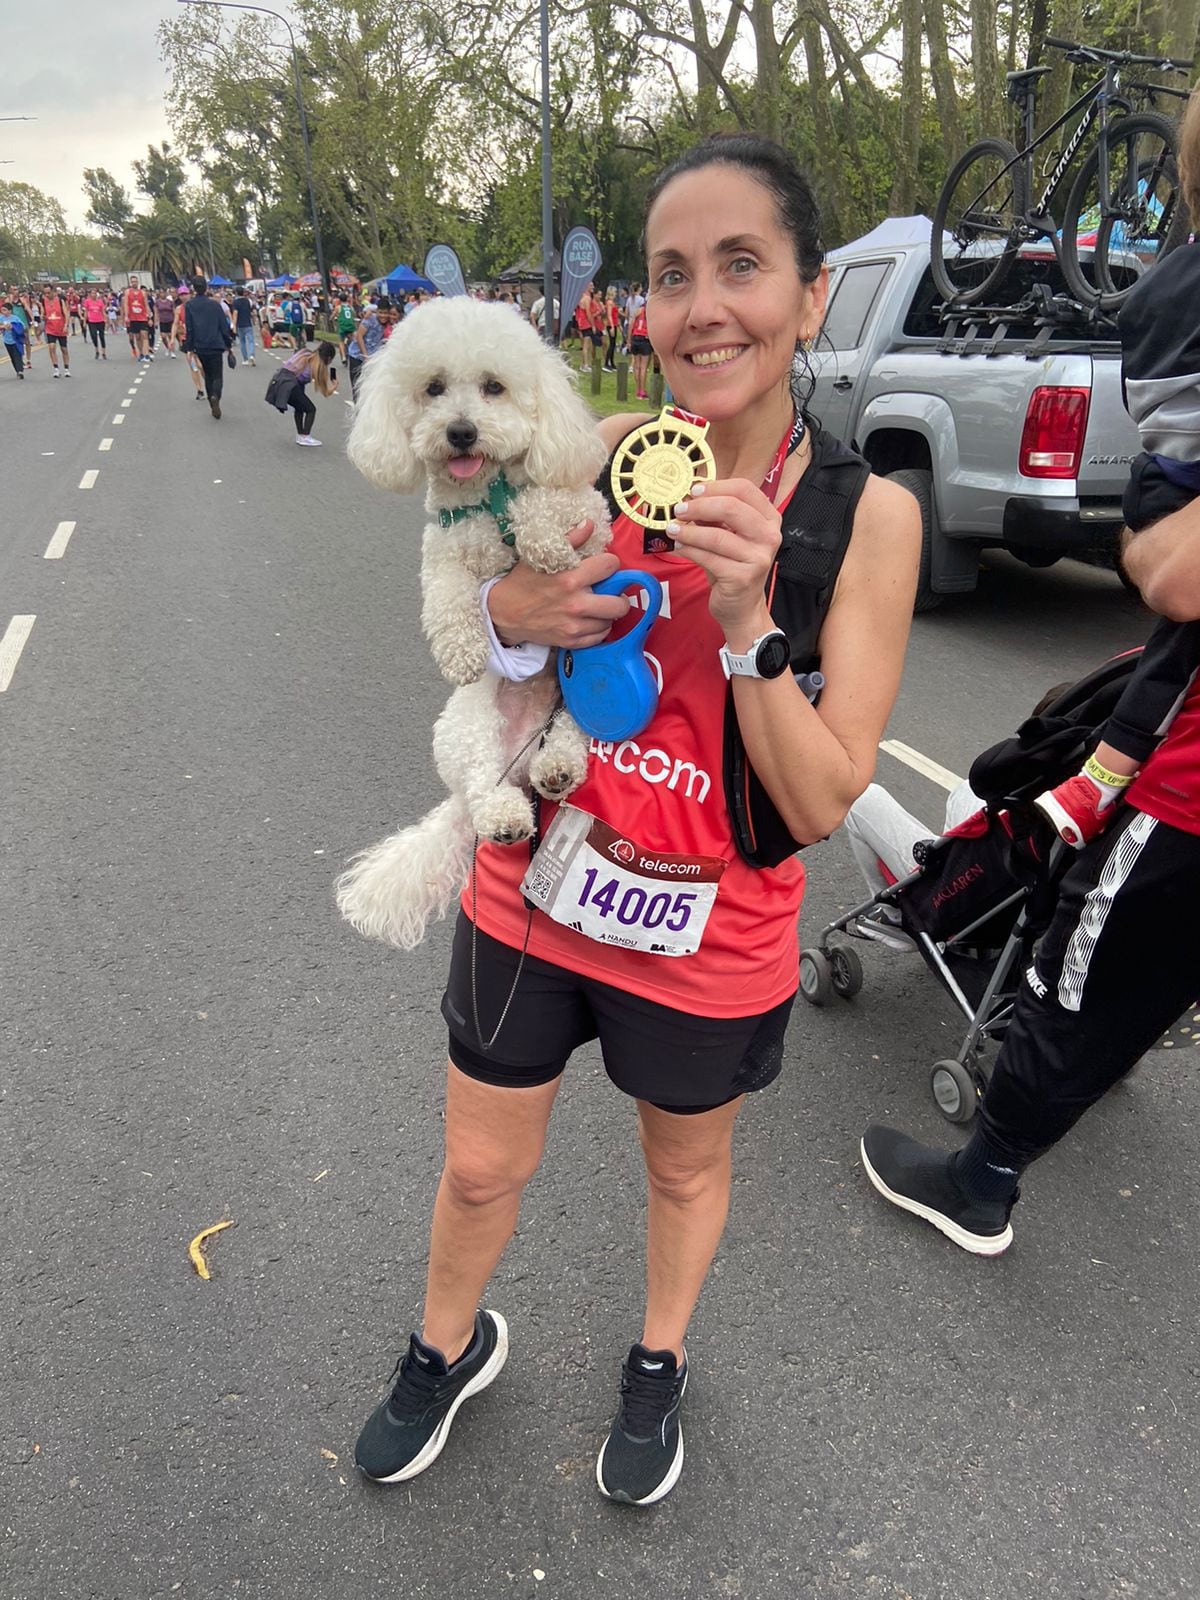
[{"xmin": 1019, "ymin": 386, "xmax": 1091, "ymax": 479}]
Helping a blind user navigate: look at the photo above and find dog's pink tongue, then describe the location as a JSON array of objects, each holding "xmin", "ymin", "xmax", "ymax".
[{"xmin": 447, "ymin": 454, "xmax": 485, "ymax": 481}]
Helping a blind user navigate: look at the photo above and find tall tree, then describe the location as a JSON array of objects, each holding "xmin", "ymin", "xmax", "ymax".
[
  {"xmin": 82, "ymin": 168, "xmax": 135, "ymax": 239},
  {"xmin": 132, "ymin": 142, "xmax": 187, "ymax": 206}
]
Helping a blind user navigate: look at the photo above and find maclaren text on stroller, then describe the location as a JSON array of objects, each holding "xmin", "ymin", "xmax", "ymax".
[{"xmin": 800, "ymin": 651, "xmax": 1143, "ymax": 1125}]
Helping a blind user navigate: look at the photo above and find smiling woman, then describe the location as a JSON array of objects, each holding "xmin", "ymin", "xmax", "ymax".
[{"xmin": 345, "ymin": 135, "xmax": 920, "ymax": 1511}]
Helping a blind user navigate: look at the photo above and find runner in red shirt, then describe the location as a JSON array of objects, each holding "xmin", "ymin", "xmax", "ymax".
[
  {"xmin": 350, "ymin": 137, "xmax": 920, "ymax": 1505},
  {"xmin": 122, "ymin": 276, "xmax": 152, "ymax": 363},
  {"xmin": 41, "ymin": 289, "xmax": 71, "ymax": 376}
]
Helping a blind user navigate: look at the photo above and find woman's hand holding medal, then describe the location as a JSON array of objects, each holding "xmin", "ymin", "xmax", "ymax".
[{"xmin": 666, "ymin": 478, "xmax": 783, "ymax": 634}]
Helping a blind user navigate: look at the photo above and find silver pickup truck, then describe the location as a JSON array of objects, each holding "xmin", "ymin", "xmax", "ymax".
[{"xmin": 810, "ymin": 236, "xmax": 1139, "ymax": 609}]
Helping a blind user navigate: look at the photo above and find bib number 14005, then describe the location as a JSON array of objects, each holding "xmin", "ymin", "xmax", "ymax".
[
  {"xmin": 519, "ymin": 806, "xmax": 725, "ymax": 957},
  {"xmin": 577, "ymin": 867, "xmax": 696, "ymax": 933}
]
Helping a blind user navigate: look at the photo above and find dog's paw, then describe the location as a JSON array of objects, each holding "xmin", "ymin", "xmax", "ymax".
[
  {"xmin": 529, "ymin": 746, "xmax": 587, "ymax": 801},
  {"xmin": 433, "ymin": 634, "xmax": 491, "ymax": 687},
  {"xmin": 471, "ymin": 788, "xmax": 536, "ymax": 845}
]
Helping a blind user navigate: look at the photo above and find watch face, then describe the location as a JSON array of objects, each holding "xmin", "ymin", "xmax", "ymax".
[{"xmin": 756, "ymin": 632, "xmax": 791, "ymax": 679}]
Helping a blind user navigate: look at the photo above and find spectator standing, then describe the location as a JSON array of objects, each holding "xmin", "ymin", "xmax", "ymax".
[
  {"xmin": 528, "ymin": 292, "xmax": 559, "ymax": 338},
  {"xmin": 628, "ymin": 299, "xmax": 652, "ymax": 399},
  {"xmin": 184, "ymin": 276, "xmax": 234, "ymax": 419},
  {"xmin": 286, "ymin": 295, "xmax": 305, "ymax": 349},
  {"xmin": 230, "ymin": 288, "xmax": 257, "ymax": 365},
  {"xmin": 346, "ymin": 297, "xmax": 392, "ymax": 401},
  {"xmin": 603, "ymin": 286, "xmax": 620, "ymax": 371}
]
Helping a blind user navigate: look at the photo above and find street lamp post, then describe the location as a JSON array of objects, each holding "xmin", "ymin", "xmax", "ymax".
[
  {"xmin": 538, "ymin": 0, "xmax": 555, "ymax": 343},
  {"xmin": 176, "ymin": 0, "xmax": 329, "ymax": 299}
]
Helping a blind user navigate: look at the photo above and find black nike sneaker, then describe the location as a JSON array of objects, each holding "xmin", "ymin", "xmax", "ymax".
[
  {"xmin": 596, "ymin": 1343, "xmax": 687, "ymax": 1506},
  {"xmin": 354, "ymin": 1309, "xmax": 508, "ymax": 1483},
  {"xmin": 860, "ymin": 1125, "xmax": 1016, "ymax": 1256}
]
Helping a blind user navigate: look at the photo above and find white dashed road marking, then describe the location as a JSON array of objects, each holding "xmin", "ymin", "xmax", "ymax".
[
  {"xmin": 99, "ymin": 438, "xmax": 113, "ymax": 451},
  {"xmin": 112, "ymin": 414, "xmax": 125, "ymax": 425},
  {"xmin": 44, "ymin": 522, "xmax": 76, "ymax": 560},
  {"xmin": 121, "ymin": 398, "xmax": 132, "ymax": 407},
  {"xmin": 79, "ymin": 470, "xmax": 98, "ymax": 489},
  {"xmin": 0, "ymin": 616, "xmax": 36, "ymax": 692},
  {"xmin": 879, "ymin": 739, "xmax": 963, "ymax": 793}
]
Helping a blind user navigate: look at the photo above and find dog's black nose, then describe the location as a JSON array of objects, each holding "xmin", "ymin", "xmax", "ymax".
[{"xmin": 446, "ymin": 421, "xmax": 478, "ymax": 452}]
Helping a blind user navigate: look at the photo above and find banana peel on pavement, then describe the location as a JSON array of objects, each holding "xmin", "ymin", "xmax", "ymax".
[{"xmin": 188, "ymin": 1219, "xmax": 235, "ymax": 1280}]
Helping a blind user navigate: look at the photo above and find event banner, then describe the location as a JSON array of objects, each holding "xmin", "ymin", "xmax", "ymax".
[
  {"xmin": 423, "ymin": 244, "xmax": 468, "ymax": 298},
  {"xmin": 558, "ymin": 226, "xmax": 603, "ymax": 340}
]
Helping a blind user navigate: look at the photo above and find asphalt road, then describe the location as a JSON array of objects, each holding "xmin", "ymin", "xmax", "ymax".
[{"xmin": 2, "ymin": 334, "xmax": 1194, "ymax": 1600}]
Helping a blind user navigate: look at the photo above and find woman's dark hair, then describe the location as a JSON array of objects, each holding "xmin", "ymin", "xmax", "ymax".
[
  {"xmin": 317, "ymin": 340, "xmax": 337, "ymax": 363},
  {"xmin": 640, "ymin": 134, "xmax": 825, "ymax": 412},
  {"xmin": 640, "ymin": 134, "xmax": 823, "ymax": 284}
]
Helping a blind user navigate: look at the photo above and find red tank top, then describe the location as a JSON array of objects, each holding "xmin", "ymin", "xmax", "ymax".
[
  {"xmin": 42, "ymin": 297, "xmax": 66, "ymax": 334},
  {"xmin": 126, "ymin": 289, "xmax": 149, "ymax": 321},
  {"xmin": 1128, "ymin": 673, "xmax": 1200, "ymax": 835},
  {"xmin": 465, "ymin": 505, "xmax": 806, "ymax": 1018}
]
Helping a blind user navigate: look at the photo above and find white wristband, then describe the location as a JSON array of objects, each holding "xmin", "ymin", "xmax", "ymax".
[{"xmin": 479, "ymin": 577, "xmax": 551, "ymax": 682}]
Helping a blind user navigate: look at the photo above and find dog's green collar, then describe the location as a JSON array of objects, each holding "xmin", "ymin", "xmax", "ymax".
[{"xmin": 437, "ymin": 471, "xmax": 519, "ymax": 546}]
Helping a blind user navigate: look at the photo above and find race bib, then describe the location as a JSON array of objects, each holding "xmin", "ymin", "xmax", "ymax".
[{"xmin": 520, "ymin": 806, "xmax": 726, "ymax": 957}]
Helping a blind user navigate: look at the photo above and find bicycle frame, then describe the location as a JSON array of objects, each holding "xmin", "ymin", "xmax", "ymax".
[
  {"xmin": 960, "ymin": 63, "xmax": 1131, "ymax": 268},
  {"xmin": 1021, "ymin": 72, "xmax": 1120, "ymax": 220}
]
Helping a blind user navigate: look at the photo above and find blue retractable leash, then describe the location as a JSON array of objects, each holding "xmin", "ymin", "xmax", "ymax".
[{"xmin": 558, "ymin": 569, "xmax": 662, "ymax": 742}]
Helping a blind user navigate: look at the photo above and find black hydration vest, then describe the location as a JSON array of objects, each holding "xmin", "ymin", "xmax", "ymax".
[{"xmin": 599, "ymin": 421, "xmax": 870, "ymax": 869}]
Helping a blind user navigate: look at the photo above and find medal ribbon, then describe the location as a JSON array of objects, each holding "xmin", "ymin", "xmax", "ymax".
[{"xmin": 666, "ymin": 405, "xmax": 805, "ymax": 505}]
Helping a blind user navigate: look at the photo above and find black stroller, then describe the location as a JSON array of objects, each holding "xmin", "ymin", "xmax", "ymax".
[{"xmin": 799, "ymin": 650, "xmax": 1143, "ymax": 1125}]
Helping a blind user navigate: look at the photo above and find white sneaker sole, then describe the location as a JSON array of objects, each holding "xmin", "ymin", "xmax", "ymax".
[
  {"xmin": 370, "ymin": 1311, "xmax": 509, "ymax": 1484},
  {"xmin": 596, "ymin": 1364, "xmax": 688, "ymax": 1506},
  {"xmin": 859, "ymin": 1138, "xmax": 1012, "ymax": 1257}
]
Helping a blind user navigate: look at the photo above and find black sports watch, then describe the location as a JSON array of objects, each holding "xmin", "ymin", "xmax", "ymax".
[{"xmin": 718, "ymin": 629, "xmax": 791, "ymax": 681}]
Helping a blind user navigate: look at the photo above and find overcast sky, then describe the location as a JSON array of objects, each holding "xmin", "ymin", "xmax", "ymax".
[{"xmin": 6, "ymin": 0, "xmax": 178, "ymax": 231}]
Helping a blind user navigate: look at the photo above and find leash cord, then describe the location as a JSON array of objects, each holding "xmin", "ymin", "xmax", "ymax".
[{"xmin": 468, "ymin": 708, "xmax": 558, "ymax": 1052}]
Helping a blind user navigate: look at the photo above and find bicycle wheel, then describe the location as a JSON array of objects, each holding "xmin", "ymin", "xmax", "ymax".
[
  {"xmin": 931, "ymin": 137, "xmax": 1025, "ymax": 305},
  {"xmin": 1061, "ymin": 112, "xmax": 1186, "ymax": 311}
]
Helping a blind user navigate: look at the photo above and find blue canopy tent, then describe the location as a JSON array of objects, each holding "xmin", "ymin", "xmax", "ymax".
[
  {"xmin": 265, "ymin": 274, "xmax": 294, "ymax": 288},
  {"xmin": 209, "ymin": 274, "xmax": 232, "ymax": 287},
  {"xmin": 380, "ymin": 262, "xmax": 435, "ymax": 295}
]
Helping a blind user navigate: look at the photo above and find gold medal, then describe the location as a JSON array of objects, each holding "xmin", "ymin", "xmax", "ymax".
[{"xmin": 611, "ymin": 407, "xmax": 716, "ymax": 532}]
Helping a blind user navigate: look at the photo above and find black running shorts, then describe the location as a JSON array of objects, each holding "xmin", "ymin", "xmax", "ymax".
[
  {"xmin": 442, "ymin": 913, "xmax": 794, "ymax": 1114},
  {"xmin": 46, "ymin": 333, "xmax": 67, "ymax": 347},
  {"xmin": 127, "ymin": 319, "xmax": 149, "ymax": 334}
]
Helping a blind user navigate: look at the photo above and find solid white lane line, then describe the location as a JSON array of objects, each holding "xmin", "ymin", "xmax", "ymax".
[
  {"xmin": 121, "ymin": 398, "xmax": 133, "ymax": 407},
  {"xmin": 44, "ymin": 522, "xmax": 77, "ymax": 560},
  {"xmin": 112, "ymin": 414, "xmax": 124, "ymax": 425},
  {"xmin": 99, "ymin": 438, "xmax": 113, "ymax": 451},
  {"xmin": 79, "ymin": 469, "xmax": 99, "ymax": 489},
  {"xmin": 879, "ymin": 739, "xmax": 963, "ymax": 793},
  {"xmin": 0, "ymin": 616, "xmax": 35, "ymax": 692}
]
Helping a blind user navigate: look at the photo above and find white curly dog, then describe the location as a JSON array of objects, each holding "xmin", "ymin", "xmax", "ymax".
[{"xmin": 335, "ymin": 297, "xmax": 612, "ymax": 950}]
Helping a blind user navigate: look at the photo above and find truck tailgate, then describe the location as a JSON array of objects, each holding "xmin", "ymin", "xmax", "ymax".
[{"xmin": 1077, "ymin": 350, "xmax": 1139, "ymax": 500}]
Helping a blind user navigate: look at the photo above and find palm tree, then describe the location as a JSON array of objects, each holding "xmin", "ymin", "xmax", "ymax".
[{"xmin": 120, "ymin": 210, "xmax": 187, "ymax": 285}]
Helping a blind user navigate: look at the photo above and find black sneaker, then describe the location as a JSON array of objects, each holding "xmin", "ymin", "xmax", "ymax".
[
  {"xmin": 860, "ymin": 1126, "xmax": 1015, "ymax": 1256},
  {"xmin": 596, "ymin": 1344, "xmax": 687, "ymax": 1505},
  {"xmin": 354, "ymin": 1309, "xmax": 508, "ymax": 1483}
]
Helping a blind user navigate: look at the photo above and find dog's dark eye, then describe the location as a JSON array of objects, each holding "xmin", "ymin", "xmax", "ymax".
[
  {"xmin": 425, "ymin": 379, "xmax": 445, "ymax": 397},
  {"xmin": 482, "ymin": 379, "xmax": 505, "ymax": 396}
]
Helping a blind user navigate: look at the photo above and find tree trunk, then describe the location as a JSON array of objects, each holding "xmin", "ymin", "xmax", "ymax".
[
  {"xmin": 750, "ymin": 0, "xmax": 783, "ymax": 142},
  {"xmin": 926, "ymin": 0, "xmax": 966, "ymax": 164},
  {"xmin": 801, "ymin": 15, "xmax": 846, "ymax": 243},
  {"xmin": 1040, "ymin": 0, "xmax": 1084, "ymax": 136},
  {"xmin": 889, "ymin": 0, "xmax": 923, "ymax": 212},
  {"xmin": 970, "ymin": 0, "xmax": 1004, "ymax": 139}
]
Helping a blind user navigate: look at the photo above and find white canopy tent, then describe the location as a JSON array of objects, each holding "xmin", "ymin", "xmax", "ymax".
[{"xmin": 827, "ymin": 215, "xmax": 946, "ymax": 261}]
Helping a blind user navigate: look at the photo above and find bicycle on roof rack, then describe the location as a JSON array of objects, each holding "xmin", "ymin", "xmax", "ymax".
[{"xmin": 931, "ymin": 37, "xmax": 1194, "ymax": 313}]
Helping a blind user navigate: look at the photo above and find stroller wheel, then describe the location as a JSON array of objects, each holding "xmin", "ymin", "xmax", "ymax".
[
  {"xmin": 829, "ymin": 946, "xmax": 864, "ymax": 999},
  {"xmin": 930, "ymin": 1059, "xmax": 979, "ymax": 1125},
  {"xmin": 799, "ymin": 949, "xmax": 834, "ymax": 1006}
]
